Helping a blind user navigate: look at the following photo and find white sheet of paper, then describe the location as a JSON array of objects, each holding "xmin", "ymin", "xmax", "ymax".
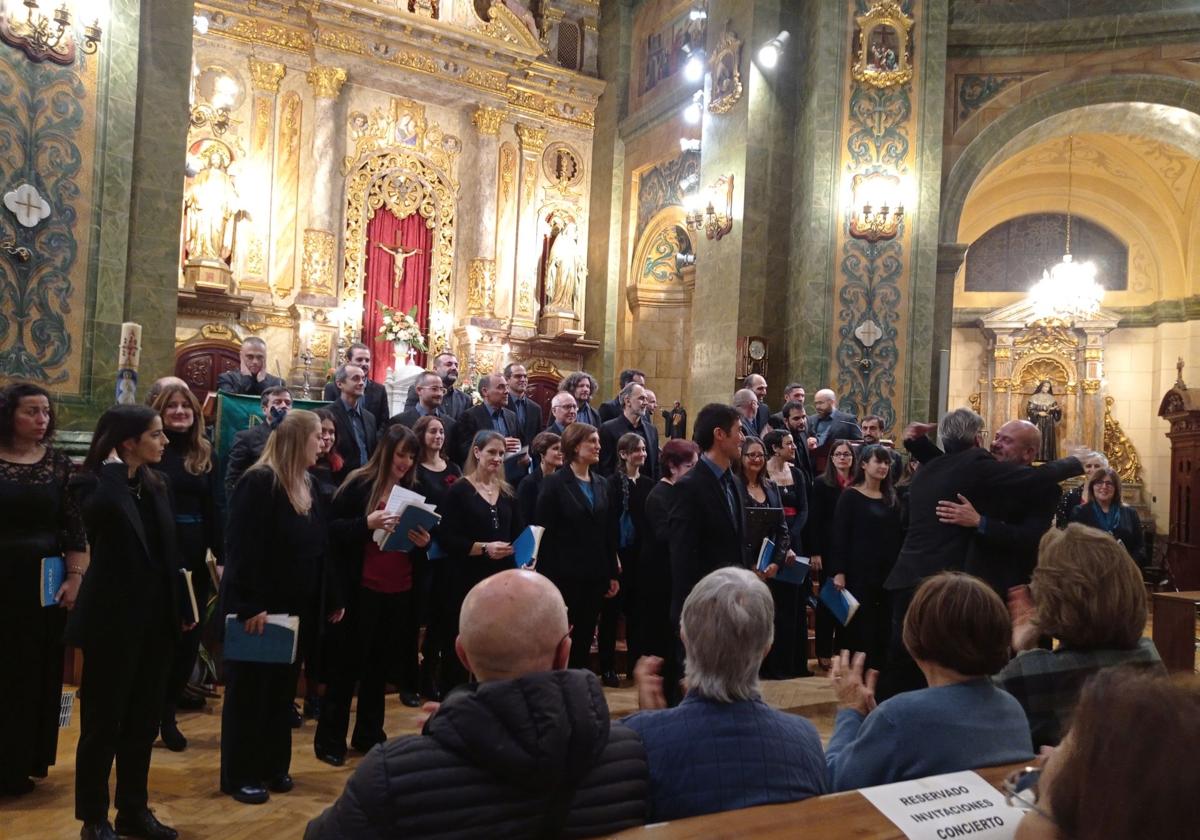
[
  {"xmin": 383, "ymin": 485, "xmax": 426, "ymax": 515},
  {"xmin": 858, "ymin": 770, "xmax": 1024, "ymax": 840}
]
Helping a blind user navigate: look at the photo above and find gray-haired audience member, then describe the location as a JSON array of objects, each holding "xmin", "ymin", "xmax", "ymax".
[
  {"xmin": 623, "ymin": 567, "xmax": 827, "ymax": 822},
  {"xmin": 216, "ymin": 336, "xmax": 286, "ymax": 396},
  {"xmin": 306, "ymin": 570, "xmax": 648, "ymax": 839},
  {"xmin": 732, "ymin": 388, "xmax": 761, "ymax": 439}
]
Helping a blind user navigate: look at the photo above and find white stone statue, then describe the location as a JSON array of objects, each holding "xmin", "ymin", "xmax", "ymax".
[
  {"xmin": 184, "ymin": 147, "xmax": 246, "ymax": 265},
  {"xmin": 544, "ymin": 221, "xmax": 582, "ymax": 316}
]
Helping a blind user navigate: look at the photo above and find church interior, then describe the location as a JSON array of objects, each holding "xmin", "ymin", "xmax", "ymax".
[{"xmin": 3, "ymin": 0, "xmax": 1200, "ymax": 835}]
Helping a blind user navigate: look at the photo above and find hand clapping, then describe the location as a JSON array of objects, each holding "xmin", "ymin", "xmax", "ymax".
[{"xmin": 830, "ymin": 650, "xmax": 878, "ymax": 717}]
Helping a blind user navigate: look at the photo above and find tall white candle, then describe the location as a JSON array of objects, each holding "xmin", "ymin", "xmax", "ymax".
[{"xmin": 119, "ymin": 322, "xmax": 142, "ymax": 370}]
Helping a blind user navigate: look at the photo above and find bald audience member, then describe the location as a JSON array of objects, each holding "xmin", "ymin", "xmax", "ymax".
[
  {"xmin": 808, "ymin": 388, "xmax": 861, "ymax": 448},
  {"xmin": 914, "ymin": 419, "xmax": 1062, "ymax": 595},
  {"xmin": 743, "ymin": 374, "xmax": 771, "ymax": 433},
  {"xmin": 305, "ymin": 570, "xmax": 649, "ymax": 840}
]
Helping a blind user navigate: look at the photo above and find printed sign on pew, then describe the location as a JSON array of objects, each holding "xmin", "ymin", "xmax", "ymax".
[{"xmin": 859, "ymin": 770, "xmax": 1025, "ymax": 839}]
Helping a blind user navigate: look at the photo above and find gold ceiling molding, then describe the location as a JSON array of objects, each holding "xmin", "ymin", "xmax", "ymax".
[
  {"xmin": 198, "ymin": 7, "xmax": 309, "ymax": 53},
  {"xmin": 479, "ymin": 1, "xmax": 546, "ymax": 55},
  {"xmin": 472, "ymin": 105, "xmax": 507, "ymax": 136},
  {"xmin": 515, "ymin": 123, "xmax": 548, "ymax": 153},
  {"xmin": 248, "ymin": 58, "xmax": 285, "ymax": 93},
  {"xmin": 342, "ymin": 98, "xmax": 462, "ymax": 183},
  {"xmin": 1012, "ymin": 318, "xmax": 1078, "ymax": 357},
  {"xmin": 307, "ymin": 65, "xmax": 348, "ymax": 99},
  {"xmin": 344, "ymin": 149, "xmax": 457, "ymax": 354}
]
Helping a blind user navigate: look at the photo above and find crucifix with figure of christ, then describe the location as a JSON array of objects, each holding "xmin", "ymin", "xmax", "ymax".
[{"xmin": 376, "ymin": 240, "xmax": 424, "ymax": 289}]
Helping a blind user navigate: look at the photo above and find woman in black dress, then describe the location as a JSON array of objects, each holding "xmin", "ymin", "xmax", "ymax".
[
  {"xmin": 535, "ymin": 423, "xmax": 619, "ymax": 671},
  {"xmin": 805, "ymin": 438, "xmax": 858, "ymax": 669},
  {"xmin": 310, "ymin": 408, "xmax": 344, "ymax": 507},
  {"xmin": 149, "ymin": 382, "xmax": 223, "ymax": 751},
  {"xmin": 436, "ymin": 430, "xmax": 523, "ymax": 691},
  {"xmin": 828, "ymin": 444, "xmax": 902, "ymax": 671},
  {"xmin": 0, "ymin": 383, "xmax": 87, "ymax": 797},
  {"xmin": 221, "ymin": 410, "xmax": 342, "ymax": 805},
  {"xmin": 303, "ymin": 408, "xmax": 343, "ymax": 722},
  {"xmin": 516, "ymin": 430, "xmax": 563, "ymax": 525},
  {"xmin": 599, "ymin": 432, "xmax": 654, "ymax": 685},
  {"xmin": 763, "ymin": 428, "xmax": 812, "ymax": 678},
  {"xmin": 411, "ymin": 414, "xmax": 461, "ymax": 700},
  {"xmin": 70, "ymin": 405, "xmax": 183, "ymax": 840},
  {"xmin": 316, "ymin": 425, "xmax": 430, "ymax": 765}
]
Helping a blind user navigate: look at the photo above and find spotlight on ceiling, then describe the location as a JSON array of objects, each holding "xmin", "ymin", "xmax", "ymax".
[
  {"xmin": 757, "ymin": 31, "xmax": 790, "ymax": 69},
  {"xmin": 683, "ymin": 90, "xmax": 704, "ymax": 124},
  {"xmin": 689, "ymin": 9, "xmax": 707, "ymax": 22},
  {"xmin": 684, "ymin": 53, "xmax": 704, "ymax": 82}
]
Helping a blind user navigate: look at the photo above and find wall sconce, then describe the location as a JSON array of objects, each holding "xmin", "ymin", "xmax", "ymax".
[
  {"xmin": 682, "ymin": 90, "xmax": 704, "ymax": 124},
  {"xmin": 848, "ymin": 172, "xmax": 904, "ymax": 241},
  {"xmin": 189, "ymin": 66, "xmax": 240, "ymax": 137},
  {"xmin": 679, "ymin": 138, "xmax": 701, "ymax": 153},
  {"xmin": 0, "ymin": 0, "xmax": 101, "ymax": 65},
  {"xmin": 684, "ymin": 174, "xmax": 734, "ymax": 241},
  {"xmin": 757, "ymin": 31, "xmax": 790, "ymax": 69}
]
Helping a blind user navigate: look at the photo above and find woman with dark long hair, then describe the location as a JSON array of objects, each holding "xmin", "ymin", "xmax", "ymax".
[
  {"xmin": 0, "ymin": 383, "xmax": 87, "ymax": 797},
  {"xmin": 535, "ymin": 423, "xmax": 619, "ymax": 671},
  {"xmin": 315, "ymin": 425, "xmax": 430, "ymax": 765},
  {"xmin": 828, "ymin": 444, "xmax": 902, "ymax": 670},
  {"xmin": 806, "ymin": 439, "xmax": 858, "ymax": 670},
  {"xmin": 149, "ymin": 382, "xmax": 223, "ymax": 752},
  {"xmin": 763, "ymin": 428, "xmax": 811, "ymax": 678},
  {"xmin": 221, "ymin": 410, "xmax": 342, "ymax": 805},
  {"xmin": 309, "ymin": 408, "xmax": 344, "ymax": 508},
  {"xmin": 516, "ymin": 430, "xmax": 563, "ymax": 525},
  {"xmin": 436, "ymin": 430, "xmax": 523, "ymax": 691},
  {"xmin": 71, "ymin": 405, "xmax": 183, "ymax": 840}
]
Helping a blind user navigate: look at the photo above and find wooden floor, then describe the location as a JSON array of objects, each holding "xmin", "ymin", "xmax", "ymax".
[{"xmin": 0, "ymin": 675, "xmax": 838, "ymax": 839}]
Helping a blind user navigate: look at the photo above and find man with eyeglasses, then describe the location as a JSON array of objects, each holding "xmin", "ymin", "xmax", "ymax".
[
  {"xmin": 401, "ymin": 351, "xmax": 471, "ymax": 420},
  {"xmin": 546, "ymin": 392, "xmax": 578, "ymax": 435},
  {"xmin": 391, "ymin": 370, "xmax": 457, "ymax": 444},
  {"xmin": 504, "ymin": 363, "xmax": 542, "ymax": 446},
  {"xmin": 322, "ymin": 343, "xmax": 390, "ymax": 432}
]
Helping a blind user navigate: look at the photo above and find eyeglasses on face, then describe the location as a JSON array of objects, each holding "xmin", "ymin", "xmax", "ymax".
[{"xmin": 832, "ymin": 451, "xmax": 853, "ymax": 458}]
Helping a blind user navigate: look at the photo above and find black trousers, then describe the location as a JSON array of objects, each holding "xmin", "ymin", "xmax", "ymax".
[
  {"xmin": 813, "ymin": 574, "xmax": 838, "ymax": 659},
  {"xmin": 839, "ymin": 585, "xmax": 891, "ymax": 673},
  {"xmin": 220, "ymin": 660, "xmax": 293, "ymax": 791},
  {"xmin": 554, "ymin": 577, "xmax": 607, "ymax": 671},
  {"xmin": 316, "ymin": 587, "xmax": 417, "ymax": 755},
  {"xmin": 762, "ymin": 578, "xmax": 805, "ymax": 679},
  {"xmin": 75, "ymin": 633, "xmax": 172, "ymax": 822},
  {"xmin": 162, "ymin": 575, "xmax": 212, "ymax": 719},
  {"xmin": 876, "ymin": 586, "xmax": 927, "ymax": 701},
  {"xmin": 598, "ymin": 550, "xmax": 637, "ymax": 674}
]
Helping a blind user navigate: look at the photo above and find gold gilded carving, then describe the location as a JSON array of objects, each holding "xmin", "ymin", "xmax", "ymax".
[
  {"xmin": 507, "ymin": 88, "xmax": 595, "ymax": 129},
  {"xmin": 467, "ymin": 258, "xmax": 497, "ymax": 316},
  {"xmin": 318, "ymin": 28, "xmax": 365, "ymax": 55},
  {"xmin": 463, "ymin": 67, "xmax": 509, "ymax": 94},
  {"xmin": 1081, "ymin": 379, "xmax": 1102, "ymax": 395},
  {"xmin": 543, "ymin": 142, "xmax": 584, "ymax": 198},
  {"xmin": 480, "ymin": 2, "xmax": 545, "ymax": 54},
  {"xmin": 199, "ymin": 323, "xmax": 238, "ymax": 342},
  {"xmin": 252, "ymin": 97, "xmax": 271, "ymax": 151},
  {"xmin": 306, "ymin": 65, "xmax": 348, "ymax": 99},
  {"xmin": 245, "ymin": 233, "xmax": 266, "ymax": 277},
  {"xmin": 271, "ymin": 93, "xmax": 302, "ymax": 297},
  {"xmin": 248, "ymin": 58, "xmax": 285, "ymax": 93},
  {"xmin": 1013, "ymin": 318, "xmax": 1078, "ymax": 357},
  {"xmin": 991, "ymin": 378, "xmax": 1011, "ymax": 393},
  {"xmin": 344, "ymin": 150, "xmax": 456, "ymax": 354},
  {"xmin": 301, "ymin": 230, "xmax": 336, "ymax": 296},
  {"xmin": 526, "ymin": 357, "xmax": 563, "ymax": 379},
  {"xmin": 472, "ymin": 106, "xmax": 506, "ymax": 136},
  {"xmin": 342, "ymin": 98, "xmax": 461, "ymax": 182},
  {"xmin": 309, "ymin": 331, "xmax": 333, "ymax": 360},
  {"xmin": 1083, "ymin": 348, "xmax": 1102, "ymax": 361},
  {"xmin": 1015, "ymin": 356, "xmax": 1073, "ymax": 394},
  {"xmin": 500, "ymin": 143, "xmax": 516, "ymax": 202},
  {"xmin": 852, "ymin": 0, "xmax": 914, "ymax": 89},
  {"xmin": 1103, "ymin": 396, "xmax": 1143, "ymax": 483},
  {"xmin": 213, "ymin": 16, "xmax": 309, "ymax": 53},
  {"xmin": 967, "ymin": 392, "xmax": 982, "ymax": 415},
  {"xmin": 518, "ymin": 279, "xmax": 535, "ymax": 315},
  {"xmin": 707, "ymin": 25, "xmax": 743, "ymax": 115},
  {"xmin": 993, "ymin": 348, "xmax": 1011, "ymax": 360},
  {"xmin": 515, "ymin": 123, "xmax": 548, "ymax": 153}
]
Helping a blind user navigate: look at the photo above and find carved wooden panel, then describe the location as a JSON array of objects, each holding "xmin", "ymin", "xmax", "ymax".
[{"xmin": 175, "ymin": 341, "xmax": 242, "ymax": 403}]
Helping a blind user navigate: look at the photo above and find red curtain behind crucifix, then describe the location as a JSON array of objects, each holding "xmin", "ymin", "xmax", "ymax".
[{"xmin": 364, "ymin": 207, "xmax": 433, "ymax": 381}]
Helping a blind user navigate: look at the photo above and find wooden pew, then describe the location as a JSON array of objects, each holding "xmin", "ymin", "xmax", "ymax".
[
  {"xmin": 1152, "ymin": 591, "xmax": 1200, "ymax": 673},
  {"xmin": 613, "ymin": 763, "xmax": 1022, "ymax": 839}
]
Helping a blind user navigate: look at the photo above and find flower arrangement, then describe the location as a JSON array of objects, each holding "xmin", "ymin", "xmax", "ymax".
[
  {"xmin": 459, "ymin": 374, "xmax": 482, "ymax": 406},
  {"xmin": 376, "ymin": 302, "xmax": 428, "ymax": 351}
]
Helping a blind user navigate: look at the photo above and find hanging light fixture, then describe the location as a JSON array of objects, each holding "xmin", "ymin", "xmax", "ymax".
[{"xmin": 1029, "ymin": 135, "xmax": 1104, "ymax": 322}]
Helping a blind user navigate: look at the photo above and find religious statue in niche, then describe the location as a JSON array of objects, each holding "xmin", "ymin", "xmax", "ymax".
[
  {"xmin": 1026, "ymin": 379, "xmax": 1062, "ymax": 462},
  {"xmin": 707, "ymin": 25, "xmax": 743, "ymax": 115},
  {"xmin": 852, "ymin": 0, "xmax": 914, "ymax": 89},
  {"xmin": 544, "ymin": 220, "xmax": 582, "ymax": 315},
  {"xmin": 182, "ymin": 139, "xmax": 249, "ymax": 293}
]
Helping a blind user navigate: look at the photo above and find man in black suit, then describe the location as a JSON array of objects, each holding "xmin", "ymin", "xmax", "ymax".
[
  {"xmin": 451, "ymin": 373, "xmax": 521, "ymax": 467},
  {"xmin": 391, "ymin": 370, "xmax": 456, "ymax": 440},
  {"xmin": 504, "ymin": 362, "xmax": 543, "ymax": 446},
  {"xmin": 546, "ymin": 392, "xmax": 577, "ymax": 435},
  {"xmin": 662, "ymin": 401, "xmax": 688, "ymax": 439},
  {"xmin": 328, "ymin": 364, "xmax": 379, "ymax": 482},
  {"xmin": 667, "ymin": 403, "xmax": 747, "ymax": 625},
  {"xmin": 808, "ymin": 388, "xmax": 861, "ymax": 447},
  {"xmin": 216, "ymin": 337, "xmax": 286, "ymax": 396},
  {"xmin": 560, "ymin": 371, "xmax": 603, "ymax": 428},
  {"xmin": 861, "ymin": 414, "xmax": 903, "ymax": 484},
  {"xmin": 778, "ymin": 400, "xmax": 815, "ymax": 487},
  {"xmin": 743, "ymin": 373, "xmax": 771, "ymax": 433},
  {"xmin": 402, "ymin": 351, "xmax": 471, "ymax": 420},
  {"xmin": 322, "ymin": 343, "xmax": 389, "ymax": 432},
  {"xmin": 926, "ymin": 419, "xmax": 1061, "ymax": 597},
  {"xmin": 224, "ymin": 386, "xmax": 292, "ymax": 496},
  {"xmin": 878, "ymin": 408, "xmax": 1082, "ymax": 699},
  {"xmin": 599, "ymin": 382, "xmax": 659, "ymax": 479},
  {"xmin": 733, "ymin": 389, "xmax": 761, "ymax": 440},
  {"xmin": 766, "ymin": 383, "xmax": 805, "ymax": 430},
  {"xmin": 598, "ymin": 368, "xmax": 645, "ymax": 424}
]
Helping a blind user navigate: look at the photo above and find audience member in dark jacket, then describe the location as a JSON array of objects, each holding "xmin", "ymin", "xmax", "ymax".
[
  {"xmin": 625, "ymin": 568, "xmax": 827, "ymax": 822},
  {"xmin": 305, "ymin": 570, "xmax": 648, "ymax": 840},
  {"xmin": 321, "ymin": 342, "xmax": 389, "ymax": 432},
  {"xmin": 327, "ymin": 365, "xmax": 379, "ymax": 483},
  {"xmin": 1068, "ymin": 467, "xmax": 1145, "ymax": 567},
  {"xmin": 215, "ymin": 337, "xmax": 285, "ymax": 397},
  {"xmin": 515, "ymin": 430, "xmax": 562, "ymax": 526},
  {"xmin": 223, "ymin": 386, "xmax": 293, "ymax": 497}
]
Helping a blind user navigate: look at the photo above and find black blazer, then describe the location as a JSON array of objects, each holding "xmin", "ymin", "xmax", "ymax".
[
  {"xmin": 452, "ymin": 403, "xmax": 519, "ymax": 466},
  {"xmin": 534, "ymin": 467, "xmax": 618, "ymax": 584},
  {"xmin": 739, "ymin": 416, "xmax": 760, "ymax": 442},
  {"xmin": 598, "ymin": 414, "xmax": 659, "ymax": 480},
  {"xmin": 66, "ymin": 464, "xmax": 181, "ymax": 649},
  {"xmin": 391, "ymin": 407, "xmax": 457, "ymax": 446},
  {"xmin": 225, "ymin": 422, "xmax": 273, "ymax": 497},
  {"xmin": 329, "ymin": 397, "xmax": 379, "ymax": 482},
  {"xmin": 216, "ymin": 370, "xmax": 286, "ymax": 396},
  {"xmin": 327, "ymin": 475, "xmax": 426, "ymax": 607},
  {"xmin": 811, "ymin": 410, "xmax": 862, "ymax": 446},
  {"xmin": 324, "ymin": 380, "xmax": 391, "ymax": 432},
  {"xmin": 507, "ymin": 395, "xmax": 544, "ymax": 446},
  {"xmin": 667, "ymin": 459, "xmax": 746, "ymax": 623},
  {"xmin": 885, "ymin": 444, "xmax": 1082, "ymax": 592},
  {"xmin": 597, "ymin": 396, "xmax": 623, "ymax": 425},
  {"xmin": 403, "ymin": 383, "xmax": 472, "ymax": 420}
]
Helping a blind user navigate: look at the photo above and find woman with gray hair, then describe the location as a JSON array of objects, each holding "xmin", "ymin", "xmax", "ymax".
[
  {"xmin": 623, "ymin": 567, "xmax": 827, "ymax": 821},
  {"xmin": 1055, "ymin": 450, "xmax": 1108, "ymax": 526}
]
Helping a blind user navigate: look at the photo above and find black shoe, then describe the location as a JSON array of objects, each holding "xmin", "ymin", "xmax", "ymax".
[
  {"xmin": 80, "ymin": 821, "xmax": 118, "ymax": 840},
  {"xmin": 601, "ymin": 671, "xmax": 621, "ymax": 689},
  {"xmin": 159, "ymin": 718, "xmax": 187, "ymax": 752},
  {"xmin": 175, "ymin": 691, "xmax": 206, "ymax": 711},
  {"xmin": 303, "ymin": 696, "xmax": 321, "ymax": 720},
  {"xmin": 314, "ymin": 748, "xmax": 345, "ymax": 767},
  {"xmin": 113, "ymin": 808, "xmax": 178, "ymax": 840},
  {"xmin": 420, "ymin": 683, "xmax": 443, "ymax": 702},
  {"xmin": 288, "ymin": 702, "xmax": 303, "ymax": 729},
  {"xmin": 1, "ymin": 776, "xmax": 34, "ymax": 796},
  {"xmin": 350, "ymin": 737, "xmax": 383, "ymax": 754},
  {"xmin": 400, "ymin": 691, "xmax": 422, "ymax": 708},
  {"xmin": 228, "ymin": 785, "xmax": 269, "ymax": 805},
  {"xmin": 267, "ymin": 774, "xmax": 294, "ymax": 793}
]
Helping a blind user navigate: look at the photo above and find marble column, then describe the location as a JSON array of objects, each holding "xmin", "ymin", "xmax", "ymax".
[
  {"xmin": 512, "ymin": 123, "xmax": 547, "ymax": 338},
  {"xmin": 240, "ymin": 58, "xmax": 285, "ymax": 293},
  {"xmin": 300, "ymin": 64, "xmax": 347, "ymax": 306},
  {"xmin": 932, "ymin": 243, "xmax": 968, "ymax": 414},
  {"xmin": 464, "ymin": 105, "xmax": 504, "ymax": 319}
]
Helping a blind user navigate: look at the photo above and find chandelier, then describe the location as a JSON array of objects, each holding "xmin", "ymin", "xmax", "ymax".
[{"xmin": 1030, "ymin": 135, "xmax": 1104, "ymax": 322}]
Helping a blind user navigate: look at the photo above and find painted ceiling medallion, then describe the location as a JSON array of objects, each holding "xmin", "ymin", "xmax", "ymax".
[{"xmin": 4, "ymin": 183, "xmax": 51, "ymax": 227}]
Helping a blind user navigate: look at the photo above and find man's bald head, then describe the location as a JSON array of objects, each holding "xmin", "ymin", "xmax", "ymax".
[
  {"xmin": 456, "ymin": 570, "xmax": 570, "ymax": 682},
  {"xmin": 813, "ymin": 389, "xmax": 836, "ymax": 417},
  {"xmin": 991, "ymin": 419, "xmax": 1041, "ymax": 465}
]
